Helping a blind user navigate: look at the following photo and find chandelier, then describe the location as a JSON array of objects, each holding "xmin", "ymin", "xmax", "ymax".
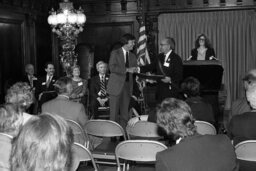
[{"xmin": 47, "ymin": 0, "xmax": 86, "ymax": 76}]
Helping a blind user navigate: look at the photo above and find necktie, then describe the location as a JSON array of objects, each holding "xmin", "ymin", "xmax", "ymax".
[
  {"xmin": 125, "ymin": 52, "xmax": 129, "ymax": 67},
  {"xmin": 125, "ymin": 52, "xmax": 129, "ymax": 81},
  {"xmin": 100, "ymin": 76, "xmax": 106, "ymax": 97},
  {"xmin": 46, "ymin": 76, "xmax": 51, "ymax": 88}
]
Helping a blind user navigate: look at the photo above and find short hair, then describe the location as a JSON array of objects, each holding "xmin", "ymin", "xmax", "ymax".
[
  {"xmin": 96, "ymin": 61, "xmax": 107, "ymax": 71},
  {"xmin": 181, "ymin": 77, "xmax": 200, "ymax": 97},
  {"xmin": 195, "ymin": 34, "xmax": 212, "ymax": 49},
  {"xmin": 243, "ymin": 69, "xmax": 256, "ymax": 89},
  {"xmin": 166, "ymin": 37, "xmax": 175, "ymax": 50},
  {"xmin": 246, "ymin": 84, "xmax": 256, "ymax": 109},
  {"xmin": 157, "ymin": 98, "xmax": 196, "ymax": 140},
  {"xmin": 10, "ymin": 113, "xmax": 74, "ymax": 171},
  {"xmin": 120, "ymin": 33, "xmax": 135, "ymax": 46},
  {"xmin": 54, "ymin": 77, "xmax": 72, "ymax": 94},
  {"xmin": 5, "ymin": 82, "xmax": 33, "ymax": 112},
  {"xmin": 44, "ymin": 62, "xmax": 54, "ymax": 69},
  {"xmin": 0, "ymin": 103, "xmax": 22, "ymax": 137},
  {"xmin": 71, "ymin": 65, "xmax": 80, "ymax": 73}
]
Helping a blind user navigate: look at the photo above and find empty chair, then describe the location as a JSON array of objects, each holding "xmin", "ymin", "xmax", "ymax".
[
  {"xmin": 126, "ymin": 121, "xmax": 161, "ymax": 140},
  {"xmin": 66, "ymin": 119, "xmax": 91, "ymax": 149},
  {"xmin": 84, "ymin": 120, "xmax": 126, "ymax": 165},
  {"xmin": 115, "ymin": 140, "xmax": 167, "ymax": 171},
  {"xmin": 235, "ymin": 140, "xmax": 256, "ymax": 171},
  {"xmin": 194, "ymin": 120, "xmax": 216, "ymax": 135},
  {"xmin": 71, "ymin": 142, "xmax": 98, "ymax": 171}
]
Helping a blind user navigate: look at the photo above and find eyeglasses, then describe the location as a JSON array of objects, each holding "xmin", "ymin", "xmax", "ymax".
[{"xmin": 160, "ymin": 43, "xmax": 169, "ymax": 46}]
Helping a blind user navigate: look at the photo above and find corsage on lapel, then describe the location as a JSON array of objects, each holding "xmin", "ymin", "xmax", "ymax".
[{"xmin": 42, "ymin": 82, "xmax": 46, "ymax": 85}]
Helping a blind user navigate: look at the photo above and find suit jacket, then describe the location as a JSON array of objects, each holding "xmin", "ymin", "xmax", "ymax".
[
  {"xmin": 140, "ymin": 51, "xmax": 183, "ymax": 101},
  {"xmin": 107, "ymin": 48, "xmax": 137, "ymax": 96},
  {"xmin": 228, "ymin": 111, "xmax": 256, "ymax": 145},
  {"xmin": 191, "ymin": 48, "xmax": 216, "ymax": 60},
  {"xmin": 42, "ymin": 95, "xmax": 88, "ymax": 128},
  {"xmin": 156, "ymin": 134, "xmax": 238, "ymax": 171},
  {"xmin": 90, "ymin": 74, "xmax": 109, "ymax": 101},
  {"xmin": 21, "ymin": 74, "xmax": 37, "ymax": 88},
  {"xmin": 35, "ymin": 75, "xmax": 57, "ymax": 99}
]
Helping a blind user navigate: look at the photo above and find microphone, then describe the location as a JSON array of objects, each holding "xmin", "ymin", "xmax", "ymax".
[
  {"xmin": 186, "ymin": 56, "xmax": 193, "ymax": 61},
  {"xmin": 209, "ymin": 56, "xmax": 218, "ymax": 60}
]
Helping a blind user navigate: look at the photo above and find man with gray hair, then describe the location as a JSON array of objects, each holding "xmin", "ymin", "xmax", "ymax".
[{"xmin": 89, "ymin": 61, "xmax": 109, "ymax": 118}]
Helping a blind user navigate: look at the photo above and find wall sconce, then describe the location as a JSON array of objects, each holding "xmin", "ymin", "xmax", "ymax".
[{"xmin": 47, "ymin": 0, "xmax": 86, "ymax": 76}]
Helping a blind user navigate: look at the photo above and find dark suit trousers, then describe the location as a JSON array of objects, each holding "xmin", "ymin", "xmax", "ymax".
[{"xmin": 109, "ymin": 82, "xmax": 130, "ymax": 129}]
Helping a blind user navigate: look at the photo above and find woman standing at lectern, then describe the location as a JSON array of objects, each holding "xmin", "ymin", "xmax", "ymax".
[{"xmin": 190, "ymin": 34, "xmax": 216, "ymax": 60}]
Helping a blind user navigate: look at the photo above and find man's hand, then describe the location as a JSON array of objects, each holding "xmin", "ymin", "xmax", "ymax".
[
  {"xmin": 126, "ymin": 67, "xmax": 137, "ymax": 73},
  {"xmin": 161, "ymin": 76, "xmax": 171, "ymax": 83}
]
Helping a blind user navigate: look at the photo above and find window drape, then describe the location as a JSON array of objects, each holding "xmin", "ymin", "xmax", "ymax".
[{"xmin": 158, "ymin": 10, "xmax": 256, "ymax": 109}]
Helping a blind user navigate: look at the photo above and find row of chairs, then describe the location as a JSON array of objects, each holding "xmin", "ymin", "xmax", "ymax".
[{"xmin": 69, "ymin": 119, "xmax": 217, "ymax": 171}]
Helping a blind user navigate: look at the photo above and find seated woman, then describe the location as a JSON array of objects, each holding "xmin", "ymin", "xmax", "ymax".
[
  {"xmin": 10, "ymin": 113, "xmax": 74, "ymax": 171},
  {"xmin": 181, "ymin": 77, "xmax": 215, "ymax": 125},
  {"xmin": 228, "ymin": 84, "xmax": 256, "ymax": 145},
  {"xmin": 155, "ymin": 98, "xmax": 238, "ymax": 171},
  {"xmin": 189, "ymin": 34, "xmax": 216, "ymax": 60},
  {"xmin": 70, "ymin": 65, "xmax": 88, "ymax": 105},
  {"xmin": 0, "ymin": 103, "xmax": 23, "ymax": 170},
  {"xmin": 5, "ymin": 82, "xmax": 35, "ymax": 122}
]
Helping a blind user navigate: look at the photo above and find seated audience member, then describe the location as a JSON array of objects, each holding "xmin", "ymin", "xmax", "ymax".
[
  {"xmin": 35, "ymin": 62, "xmax": 57, "ymax": 113},
  {"xmin": 0, "ymin": 103, "xmax": 23, "ymax": 170},
  {"xmin": 70, "ymin": 65, "xmax": 88, "ymax": 105},
  {"xmin": 230, "ymin": 69, "xmax": 256, "ymax": 120},
  {"xmin": 155, "ymin": 98, "xmax": 238, "ymax": 171},
  {"xmin": 5, "ymin": 82, "xmax": 34, "ymax": 124},
  {"xmin": 189, "ymin": 34, "xmax": 216, "ymax": 60},
  {"xmin": 10, "ymin": 113, "xmax": 73, "ymax": 171},
  {"xmin": 42, "ymin": 76, "xmax": 88, "ymax": 128},
  {"xmin": 181, "ymin": 77, "xmax": 215, "ymax": 125},
  {"xmin": 228, "ymin": 84, "xmax": 256, "ymax": 145},
  {"xmin": 89, "ymin": 61, "xmax": 109, "ymax": 118},
  {"xmin": 22, "ymin": 64, "xmax": 38, "ymax": 114}
]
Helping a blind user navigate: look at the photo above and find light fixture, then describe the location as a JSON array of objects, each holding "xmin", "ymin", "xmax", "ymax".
[{"xmin": 48, "ymin": 0, "xmax": 86, "ymax": 76}]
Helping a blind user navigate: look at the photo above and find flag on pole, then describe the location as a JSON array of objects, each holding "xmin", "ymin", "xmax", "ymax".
[{"xmin": 137, "ymin": 21, "xmax": 150, "ymax": 66}]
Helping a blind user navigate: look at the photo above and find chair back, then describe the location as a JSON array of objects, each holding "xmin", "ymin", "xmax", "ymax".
[
  {"xmin": 85, "ymin": 120, "xmax": 126, "ymax": 139},
  {"xmin": 115, "ymin": 140, "xmax": 167, "ymax": 169},
  {"xmin": 235, "ymin": 140, "xmax": 256, "ymax": 161},
  {"xmin": 194, "ymin": 120, "xmax": 216, "ymax": 135},
  {"xmin": 66, "ymin": 119, "xmax": 90, "ymax": 148},
  {"xmin": 126, "ymin": 121, "xmax": 161, "ymax": 139},
  {"xmin": 71, "ymin": 142, "xmax": 98, "ymax": 171}
]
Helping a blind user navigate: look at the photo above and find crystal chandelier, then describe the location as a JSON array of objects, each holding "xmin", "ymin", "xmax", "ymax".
[{"xmin": 47, "ymin": 0, "xmax": 86, "ymax": 76}]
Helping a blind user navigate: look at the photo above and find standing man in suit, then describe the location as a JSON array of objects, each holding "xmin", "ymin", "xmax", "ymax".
[
  {"xmin": 107, "ymin": 34, "xmax": 137, "ymax": 128},
  {"xmin": 139, "ymin": 37, "xmax": 183, "ymax": 103},
  {"xmin": 89, "ymin": 61, "xmax": 109, "ymax": 118},
  {"xmin": 35, "ymin": 62, "xmax": 57, "ymax": 112}
]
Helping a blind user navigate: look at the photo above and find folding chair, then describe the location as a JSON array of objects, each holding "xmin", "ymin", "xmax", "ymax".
[
  {"xmin": 71, "ymin": 142, "xmax": 98, "ymax": 171},
  {"xmin": 66, "ymin": 119, "xmax": 91, "ymax": 149},
  {"xmin": 235, "ymin": 140, "xmax": 256, "ymax": 171},
  {"xmin": 126, "ymin": 121, "xmax": 162, "ymax": 140},
  {"xmin": 194, "ymin": 120, "xmax": 216, "ymax": 135},
  {"xmin": 0, "ymin": 133, "xmax": 13, "ymax": 170},
  {"xmin": 115, "ymin": 140, "xmax": 167, "ymax": 171},
  {"xmin": 84, "ymin": 120, "xmax": 126, "ymax": 165}
]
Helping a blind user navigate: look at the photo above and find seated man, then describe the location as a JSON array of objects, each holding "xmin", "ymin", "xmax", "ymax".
[
  {"xmin": 230, "ymin": 69, "xmax": 256, "ymax": 120},
  {"xmin": 228, "ymin": 83, "xmax": 256, "ymax": 145},
  {"xmin": 0, "ymin": 103, "xmax": 23, "ymax": 170},
  {"xmin": 89, "ymin": 61, "xmax": 109, "ymax": 118},
  {"xmin": 155, "ymin": 98, "xmax": 238, "ymax": 171},
  {"xmin": 35, "ymin": 62, "xmax": 57, "ymax": 113}
]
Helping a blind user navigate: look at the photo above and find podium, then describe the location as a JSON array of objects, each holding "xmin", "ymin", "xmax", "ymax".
[
  {"xmin": 183, "ymin": 60, "xmax": 223, "ymax": 92},
  {"xmin": 183, "ymin": 60, "xmax": 224, "ymax": 127}
]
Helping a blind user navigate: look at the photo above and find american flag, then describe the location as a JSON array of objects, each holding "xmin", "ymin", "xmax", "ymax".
[{"xmin": 137, "ymin": 21, "xmax": 150, "ymax": 66}]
